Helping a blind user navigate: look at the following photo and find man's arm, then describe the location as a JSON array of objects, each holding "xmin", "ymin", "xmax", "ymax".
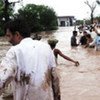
[
  {"xmin": 0, "ymin": 47, "xmax": 17, "ymax": 95},
  {"xmin": 0, "ymin": 66, "xmax": 14, "ymax": 95},
  {"xmin": 57, "ymin": 49, "xmax": 79, "ymax": 66},
  {"xmin": 51, "ymin": 67, "xmax": 61, "ymax": 100}
]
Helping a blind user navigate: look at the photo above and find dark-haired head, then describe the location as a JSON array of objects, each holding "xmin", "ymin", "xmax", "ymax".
[
  {"xmin": 4, "ymin": 19, "xmax": 31, "ymax": 45},
  {"xmin": 73, "ymin": 31, "xmax": 77, "ymax": 36},
  {"xmin": 4, "ymin": 19, "xmax": 30, "ymax": 38},
  {"xmin": 86, "ymin": 34, "xmax": 91, "ymax": 39}
]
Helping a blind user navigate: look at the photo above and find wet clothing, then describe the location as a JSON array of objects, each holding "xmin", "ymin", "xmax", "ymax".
[
  {"xmin": 95, "ymin": 35, "xmax": 100, "ymax": 45},
  {"xmin": 90, "ymin": 31, "xmax": 97, "ymax": 40},
  {"xmin": 71, "ymin": 36, "xmax": 78, "ymax": 46},
  {"xmin": 80, "ymin": 35, "xmax": 87, "ymax": 45},
  {"xmin": 89, "ymin": 35, "xmax": 100, "ymax": 51},
  {"xmin": 95, "ymin": 36, "xmax": 100, "ymax": 50},
  {"xmin": 0, "ymin": 38, "xmax": 60, "ymax": 100}
]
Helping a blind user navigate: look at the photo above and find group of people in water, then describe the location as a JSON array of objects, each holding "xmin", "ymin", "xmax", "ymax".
[
  {"xmin": 47, "ymin": 24, "xmax": 100, "ymax": 68},
  {"xmin": 71, "ymin": 24, "xmax": 100, "ymax": 51}
]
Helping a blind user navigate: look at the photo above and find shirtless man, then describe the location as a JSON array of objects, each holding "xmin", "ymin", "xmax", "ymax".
[{"xmin": 48, "ymin": 39, "xmax": 79, "ymax": 66}]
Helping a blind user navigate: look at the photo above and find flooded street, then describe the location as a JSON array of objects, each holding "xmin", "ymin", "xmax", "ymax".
[{"xmin": 0, "ymin": 27, "xmax": 100, "ymax": 100}]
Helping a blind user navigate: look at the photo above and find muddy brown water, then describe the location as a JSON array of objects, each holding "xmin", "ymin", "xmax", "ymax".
[{"xmin": 0, "ymin": 27, "xmax": 100, "ymax": 100}]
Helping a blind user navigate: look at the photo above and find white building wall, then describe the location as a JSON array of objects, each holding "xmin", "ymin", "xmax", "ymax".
[{"xmin": 57, "ymin": 16, "xmax": 74, "ymax": 26}]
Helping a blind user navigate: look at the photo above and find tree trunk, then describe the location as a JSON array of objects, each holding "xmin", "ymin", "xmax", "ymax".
[{"xmin": 4, "ymin": 0, "xmax": 10, "ymax": 23}]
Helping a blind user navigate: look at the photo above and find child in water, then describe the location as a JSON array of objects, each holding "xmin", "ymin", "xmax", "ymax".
[{"xmin": 48, "ymin": 39, "xmax": 79, "ymax": 66}]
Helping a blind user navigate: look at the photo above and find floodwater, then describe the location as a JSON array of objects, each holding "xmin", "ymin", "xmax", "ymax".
[{"xmin": 0, "ymin": 27, "xmax": 100, "ymax": 100}]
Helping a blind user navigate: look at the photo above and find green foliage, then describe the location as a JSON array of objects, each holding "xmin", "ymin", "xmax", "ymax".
[
  {"xmin": 0, "ymin": 0, "xmax": 14, "ymax": 36},
  {"xmin": 94, "ymin": 16, "xmax": 100, "ymax": 23},
  {"xmin": 0, "ymin": 1, "xmax": 4, "ymax": 36},
  {"xmin": 76, "ymin": 20, "xmax": 83, "ymax": 25},
  {"xmin": 0, "ymin": 27, "xmax": 4, "ymax": 36},
  {"xmin": 85, "ymin": 19, "xmax": 91, "ymax": 25},
  {"xmin": 76, "ymin": 19, "xmax": 91, "ymax": 25},
  {"xmin": 38, "ymin": 5, "xmax": 58, "ymax": 30},
  {"xmin": 15, "ymin": 4, "xmax": 58, "ymax": 32}
]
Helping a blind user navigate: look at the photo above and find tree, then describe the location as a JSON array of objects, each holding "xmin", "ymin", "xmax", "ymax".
[
  {"xmin": 15, "ymin": 4, "xmax": 58, "ymax": 33},
  {"xmin": 94, "ymin": 16, "xmax": 100, "ymax": 23},
  {"xmin": 96, "ymin": 0, "xmax": 100, "ymax": 5},
  {"xmin": 0, "ymin": 0, "xmax": 14, "ymax": 35},
  {"xmin": 0, "ymin": 0, "xmax": 4, "ymax": 35},
  {"xmin": 85, "ymin": 0, "xmax": 97, "ymax": 24},
  {"xmin": 0, "ymin": 0, "xmax": 22, "ymax": 36},
  {"xmin": 3, "ymin": 0, "xmax": 22, "ymax": 23},
  {"xmin": 38, "ymin": 5, "xmax": 58, "ymax": 30}
]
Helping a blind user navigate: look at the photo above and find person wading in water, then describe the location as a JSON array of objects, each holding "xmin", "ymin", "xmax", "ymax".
[{"xmin": 48, "ymin": 39, "xmax": 79, "ymax": 66}]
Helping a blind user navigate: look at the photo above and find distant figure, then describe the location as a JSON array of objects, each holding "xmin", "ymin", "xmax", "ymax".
[
  {"xmin": 89, "ymin": 28, "xmax": 97, "ymax": 40},
  {"xmin": 71, "ymin": 31, "xmax": 79, "ymax": 46},
  {"xmin": 48, "ymin": 39, "xmax": 79, "ymax": 66},
  {"xmin": 84, "ymin": 34, "xmax": 93, "ymax": 48},
  {"xmin": 79, "ymin": 31, "xmax": 87, "ymax": 45},
  {"xmin": 78, "ymin": 25, "xmax": 84, "ymax": 33},
  {"xmin": 89, "ymin": 26, "xmax": 100, "ymax": 51}
]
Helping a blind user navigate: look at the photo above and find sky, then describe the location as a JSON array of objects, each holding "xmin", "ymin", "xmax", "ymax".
[{"xmin": 10, "ymin": 0, "xmax": 100, "ymax": 20}]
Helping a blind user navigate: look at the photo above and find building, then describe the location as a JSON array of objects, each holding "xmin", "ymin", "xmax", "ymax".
[{"xmin": 57, "ymin": 16, "xmax": 75, "ymax": 27}]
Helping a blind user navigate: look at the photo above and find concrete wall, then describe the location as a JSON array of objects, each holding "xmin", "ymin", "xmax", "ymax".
[{"xmin": 57, "ymin": 16, "xmax": 75, "ymax": 26}]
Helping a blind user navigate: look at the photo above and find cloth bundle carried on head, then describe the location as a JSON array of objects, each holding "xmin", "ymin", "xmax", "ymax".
[{"xmin": 48, "ymin": 38, "xmax": 58, "ymax": 45}]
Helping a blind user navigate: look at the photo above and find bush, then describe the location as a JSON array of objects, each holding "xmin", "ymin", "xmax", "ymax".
[{"xmin": 0, "ymin": 27, "xmax": 4, "ymax": 36}]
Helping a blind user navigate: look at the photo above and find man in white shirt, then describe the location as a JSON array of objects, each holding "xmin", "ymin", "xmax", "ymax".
[
  {"xmin": 0, "ymin": 19, "xmax": 60, "ymax": 100},
  {"xmin": 89, "ymin": 26, "xmax": 100, "ymax": 51}
]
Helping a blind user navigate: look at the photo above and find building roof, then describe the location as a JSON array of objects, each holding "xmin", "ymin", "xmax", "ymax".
[{"xmin": 57, "ymin": 16, "xmax": 74, "ymax": 18}]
